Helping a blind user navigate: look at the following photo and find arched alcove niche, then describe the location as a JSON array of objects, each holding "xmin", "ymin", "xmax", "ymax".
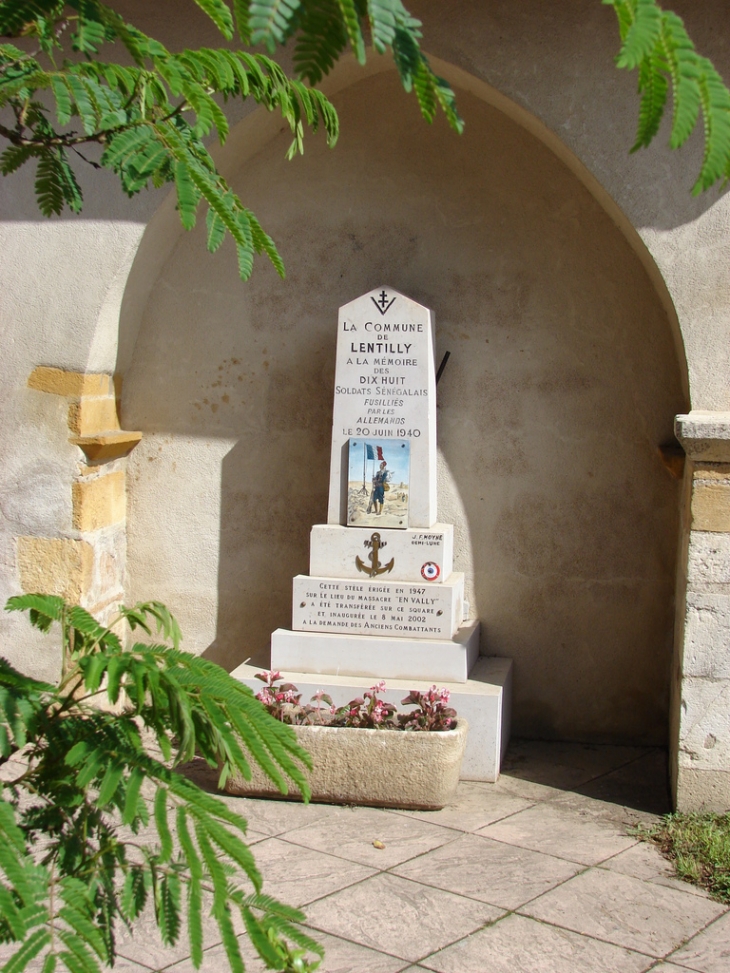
[{"xmin": 120, "ymin": 60, "xmax": 688, "ymax": 745}]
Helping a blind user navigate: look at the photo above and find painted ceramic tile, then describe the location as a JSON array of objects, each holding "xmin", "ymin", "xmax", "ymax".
[{"xmin": 347, "ymin": 438, "xmax": 410, "ymax": 529}]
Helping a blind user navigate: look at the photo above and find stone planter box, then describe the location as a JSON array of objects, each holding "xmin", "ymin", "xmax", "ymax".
[{"xmin": 225, "ymin": 719, "xmax": 468, "ymax": 810}]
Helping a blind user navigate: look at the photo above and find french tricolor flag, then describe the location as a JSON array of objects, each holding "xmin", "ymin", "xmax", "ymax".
[{"xmin": 365, "ymin": 444, "xmax": 385, "ymax": 461}]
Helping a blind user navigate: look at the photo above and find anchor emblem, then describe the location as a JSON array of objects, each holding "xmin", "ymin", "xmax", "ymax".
[{"xmin": 355, "ymin": 532, "xmax": 395, "ymax": 578}]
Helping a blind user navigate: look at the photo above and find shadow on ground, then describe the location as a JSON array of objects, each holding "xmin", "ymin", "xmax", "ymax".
[
  {"xmin": 181, "ymin": 739, "xmax": 672, "ymax": 819},
  {"xmin": 500, "ymin": 740, "xmax": 671, "ymax": 817}
]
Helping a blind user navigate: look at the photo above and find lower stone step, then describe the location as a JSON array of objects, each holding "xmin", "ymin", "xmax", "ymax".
[
  {"xmin": 271, "ymin": 618, "xmax": 480, "ymax": 683},
  {"xmin": 229, "ymin": 656, "xmax": 513, "ymax": 782}
]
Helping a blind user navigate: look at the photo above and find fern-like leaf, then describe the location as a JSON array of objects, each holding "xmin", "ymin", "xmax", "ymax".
[
  {"xmin": 293, "ymin": 0, "xmax": 347, "ymax": 85},
  {"xmin": 0, "ymin": 144, "xmax": 40, "ymax": 175},
  {"xmin": 336, "ymin": 0, "xmax": 365, "ymax": 62},
  {"xmin": 615, "ymin": 0, "xmax": 662, "ymax": 70},
  {"xmin": 0, "ymin": 0, "xmax": 64, "ymax": 37},
  {"xmin": 176, "ymin": 808, "xmax": 204, "ymax": 967},
  {"xmin": 631, "ymin": 52, "xmax": 669, "ymax": 150},
  {"xmin": 695, "ymin": 59, "xmax": 730, "ymax": 194},
  {"xmin": 5, "ymin": 594, "xmax": 65, "ymax": 631},
  {"xmin": 661, "ymin": 12, "xmax": 701, "ymax": 148},
  {"xmin": 70, "ymin": 2, "xmax": 108, "ymax": 56},
  {"xmin": 191, "ymin": 0, "xmax": 235, "ymax": 39},
  {"xmin": 206, "ymin": 207, "xmax": 226, "ymax": 252},
  {"xmin": 606, "ymin": 0, "xmax": 730, "ymax": 192},
  {"xmin": 250, "ymin": 0, "xmax": 302, "ymax": 51}
]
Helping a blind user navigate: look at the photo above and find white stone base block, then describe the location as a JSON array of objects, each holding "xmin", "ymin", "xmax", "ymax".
[
  {"xmin": 271, "ymin": 618, "xmax": 481, "ymax": 683},
  {"xmin": 230, "ymin": 656, "xmax": 513, "ymax": 782},
  {"xmin": 309, "ymin": 523, "xmax": 454, "ymax": 582}
]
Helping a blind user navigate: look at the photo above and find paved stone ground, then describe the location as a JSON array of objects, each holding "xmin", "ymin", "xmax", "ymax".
[
  {"xmin": 6, "ymin": 742, "xmax": 730, "ymax": 972},
  {"xmin": 114, "ymin": 741, "xmax": 729, "ymax": 973}
]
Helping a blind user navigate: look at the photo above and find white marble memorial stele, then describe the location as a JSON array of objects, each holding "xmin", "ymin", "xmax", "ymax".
[
  {"xmin": 271, "ymin": 285, "xmax": 481, "ymax": 682},
  {"xmin": 328, "ymin": 288, "xmax": 436, "ymax": 528},
  {"xmin": 233, "ymin": 287, "xmax": 512, "ymax": 781}
]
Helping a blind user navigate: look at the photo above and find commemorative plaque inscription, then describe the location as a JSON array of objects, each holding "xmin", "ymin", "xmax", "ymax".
[{"xmin": 327, "ymin": 288, "xmax": 437, "ymax": 529}]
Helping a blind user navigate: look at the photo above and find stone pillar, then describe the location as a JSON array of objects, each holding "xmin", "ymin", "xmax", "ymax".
[
  {"xmin": 672, "ymin": 412, "xmax": 730, "ymax": 811},
  {"xmin": 19, "ymin": 368, "xmax": 141, "ymax": 624}
]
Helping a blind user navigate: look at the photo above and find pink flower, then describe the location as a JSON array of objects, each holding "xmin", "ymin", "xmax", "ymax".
[{"xmin": 255, "ymin": 669, "xmax": 282, "ymax": 686}]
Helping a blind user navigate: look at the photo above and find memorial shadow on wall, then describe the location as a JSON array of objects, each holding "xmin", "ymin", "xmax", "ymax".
[{"xmin": 203, "ymin": 339, "xmax": 335, "ymax": 670}]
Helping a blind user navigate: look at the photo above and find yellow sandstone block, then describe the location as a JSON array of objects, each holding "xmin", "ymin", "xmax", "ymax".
[
  {"xmin": 28, "ymin": 366, "xmax": 113, "ymax": 398},
  {"xmin": 693, "ymin": 463, "xmax": 730, "ymax": 480},
  {"xmin": 67, "ymin": 397, "xmax": 120, "ymax": 436},
  {"xmin": 72, "ymin": 472, "xmax": 126, "ymax": 531},
  {"xmin": 691, "ymin": 480, "xmax": 730, "ymax": 532},
  {"xmin": 17, "ymin": 536, "xmax": 93, "ymax": 602}
]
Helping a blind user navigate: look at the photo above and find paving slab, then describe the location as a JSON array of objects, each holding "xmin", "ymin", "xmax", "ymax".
[
  {"xmin": 223, "ymin": 794, "xmax": 344, "ymax": 836},
  {"xmin": 419, "ymin": 912, "xmax": 653, "ymax": 973},
  {"xmin": 477, "ymin": 801, "xmax": 637, "ymax": 865},
  {"xmin": 500, "ymin": 741, "xmax": 652, "ymax": 790},
  {"xmin": 388, "ymin": 780, "xmax": 535, "ymax": 832},
  {"xmin": 392, "ymin": 832, "xmax": 581, "ymax": 910},
  {"xmin": 279, "ymin": 803, "xmax": 460, "ymax": 868},
  {"xmin": 9, "ymin": 742, "xmax": 720, "ymax": 973},
  {"xmin": 668, "ymin": 910, "xmax": 730, "ymax": 972},
  {"xmin": 302, "ymin": 931, "xmax": 412, "ymax": 973},
  {"xmin": 252, "ymin": 836, "xmax": 376, "ymax": 907},
  {"xmin": 304, "ymin": 872, "xmax": 503, "ymax": 962},
  {"xmin": 116, "ymin": 918, "xmax": 215, "ymax": 970},
  {"xmin": 112, "ymin": 893, "xmax": 228, "ymax": 970},
  {"xmin": 571, "ymin": 749, "xmax": 672, "ymax": 818},
  {"xmin": 521, "ymin": 867, "xmax": 725, "ymax": 957},
  {"xmin": 648, "ymin": 966, "xmax": 699, "ymax": 972},
  {"xmin": 549, "ymin": 785, "xmax": 662, "ymax": 829},
  {"xmin": 164, "ymin": 929, "xmax": 410, "ymax": 973},
  {"xmin": 602, "ymin": 841, "xmax": 716, "ymax": 898}
]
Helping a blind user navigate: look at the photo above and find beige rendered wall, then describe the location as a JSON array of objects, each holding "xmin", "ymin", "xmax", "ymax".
[
  {"xmin": 0, "ymin": 1, "xmax": 231, "ymax": 674},
  {"xmin": 122, "ymin": 73, "xmax": 685, "ymax": 744},
  {"xmin": 2, "ymin": 1, "xmax": 730, "ymax": 764}
]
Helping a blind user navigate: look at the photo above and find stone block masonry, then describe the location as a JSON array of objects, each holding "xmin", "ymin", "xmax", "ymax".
[
  {"xmin": 72, "ymin": 471, "xmax": 126, "ymax": 532},
  {"xmin": 17, "ymin": 537, "xmax": 94, "ymax": 604},
  {"xmin": 673, "ymin": 415, "xmax": 730, "ymax": 810},
  {"xmin": 690, "ymin": 465, "xmax": 730, "ymax": 533},
  {"xmin": 20, "ymin": 368, "xmax": 141, "ymax": 623}
]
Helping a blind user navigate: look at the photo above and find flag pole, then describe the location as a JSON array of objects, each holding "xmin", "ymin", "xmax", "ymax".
[{"xmin": 362, "ymin": 441, "xmax": 366, "ymax": 490}]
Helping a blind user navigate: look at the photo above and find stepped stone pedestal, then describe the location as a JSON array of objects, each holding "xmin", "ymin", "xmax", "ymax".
[{"xmin": 234, "ymin": 287, "xmax": 512, "ymax": 781}]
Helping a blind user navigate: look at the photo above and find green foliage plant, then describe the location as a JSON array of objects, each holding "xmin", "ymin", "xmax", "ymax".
[
  {"xmin": 604, "ymin": 0, "xmax": 730, "ymax": 192},
  {"xmin": 255, "ymin": 671, "xmax": 458, "ymax": 730},
  {"xmin": 639, "ymin": 811, "xmax": 730, "ymax": 902},
  {"xmin": 0, "ymin": 594, "xmax": 323, "ymax": 973},
  {"xmin": 0, "ymin": 0, "xmax": 463, "ymax": 279},
  {"xmin": 1, "ymin": 1, "xmax": 729, "ymax": 281}
]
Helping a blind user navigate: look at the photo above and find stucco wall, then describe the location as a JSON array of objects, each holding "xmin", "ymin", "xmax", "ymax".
[
  {"xmin": 2, "ymin": 0, "xmax": 729, "ymax": 750},
  {"xmin": 122, "ymin": 74, "xmax": 685, "ymax": 743}
]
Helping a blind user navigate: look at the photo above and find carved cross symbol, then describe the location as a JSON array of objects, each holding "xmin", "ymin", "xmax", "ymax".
[{"xmin": 371, "ymin": 290, "xmax": 396, "ymax": 315}]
